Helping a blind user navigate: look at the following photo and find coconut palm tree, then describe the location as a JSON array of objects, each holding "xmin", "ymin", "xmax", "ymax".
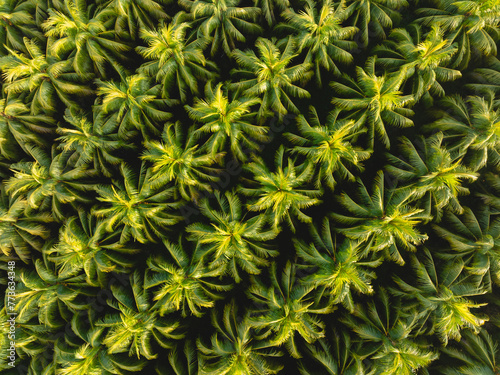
[
  {"xmin": 186, "ymin": 190, "xmax": 279, "ymax": 283},
  {"xmin": 1, "ymin": 309, "xmax": 57, "ymax": 373},
  {"xmin": 136, "ymin": 17, "xmax": 218, "ymax": 102},
  {"xmin": 96, "ymin": 74, "xmax": 175, "ymax": 139},
  {"xmin": 279, "ymin": 0, "xmax": 358, "ymax": 86},
  {"xmin": 97, "ymin": 270, "xmax": 185, "ymax": 359},
  {"xmin": 432, "ymin": 205, "xmax": 500, "ymax": 290},
  {"xmin": 342, "ymin": 0, "xmax": 408, "ymax": 47},
  {"xmin": 416, "ymin": 0, "xmax": 500, "ymax": 69},
  {"xmin": 285, "ymin": 106, "xmax": 370, "ymax": 190},
  {"xmin": 465, "ymin": 55, "xmax": 500, "ymax": 95},
  {"xmin": 0, "ymin": 93, "xmax": 54, "ymax": 159},
  {"xmin": 141, "ymin": 121, "xmax": 225, "ymax": 201},
  {"xmin": 0, "ymin": 37, "xmax": 95, "ymax": 114},
  {"xmin": 238, "ymin": 145, "xmax": 322, "ymax": 232},
  {"xmin": 374, "ymin": 24, "xmax": 461, "ymax": 103},
  {"xmin": 0, "ymin": 0, "xmax": 44, "ymax": 55},
  {"xmin": 478, "ymin": 172, "xmax": 500, "ymax": 213},
  {"xmin": 42, "ymin": 0, "xmax": 131, "ymax": 79},
  {"xmin": 185, "ymin": 82, "xmax": 268, "ymax": 162},
  {"xmin": 56, "ymin": 107, "xmax": 132, "ymax": 177},
  {"xmin": 99, "ymin": 0, "xmax": 170, "ymax": 40},
  {"xmin": 0, "ymin": 186, "xmax": 52, "ymax": 263},
  {"xmin": 385, "ymin": 133, "xmax": 480, "ymax": 220},
  {"xmin": 46, "ymin": 211, "xmax": 140, "ymax": 287},
  {"xmin": 55, "ymin": 310, "xmax": 148, "ymax": 374},
  {"xmin": 438, "ymin": 329, "xmax": 500, "ymax": 375},
  {"xmin": 179, "ymin": 0, "xmax": 263, "ymax": 56},
  {"xmin": 342, "ymin": 288, "xmax": 439, "ymax": 375},
  {"xmin": 426, "ymin": 92, "xmax": 500, "ymax": 171},
  {"xmin": 247, "ymin": 261, "xmax": 334, "ymax": 358},
  {"xmin": 297, "ymin": 328, "xmax": 367, "ymax": 375},
  {"xmin": 253, "ymin": 0, "xmax": 289, "ymax": 26},
  {"xmin": 230, "ymin": 37, "xmax": 312, "ymax": 123},
  {"xmin": 92, "ymin": 162, "xmax": 183, "ymax": 243},
  {"xmin": 391, "ymin": 248, "xmax": 488, "ymax": 345},
  {"xmin": 145, "ymin": 238, "xmax": 232, "ymax": 317},
  {"xmin": 330, "ymin": 170, "xmax": 430, "ymax": 265},
  {"xmin": 15, "ymin": 257, "xmax": 97, "ymax": 327},
  {"xmin": 197, "ymin": 300, "xmax": 284, "ymax": 375},
  {"xmin": 5, "ymin": 145, "xmax": 97, "ymax": 221},
  {"xmin": 294, "ymin": 218, "xmax": 381, "ymax": 311},
  {"xmin": 154, "ymin": 340, "xmax": 198, "ymax": 375},
  {"xmin": 331, "ymin": 56, "xmax": 415, "ymax": 149}
]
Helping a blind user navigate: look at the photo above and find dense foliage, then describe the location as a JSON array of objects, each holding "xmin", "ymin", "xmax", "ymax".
[{"xmin": 1, "ymin": 0, "xmax": 500, "ymax": 374}]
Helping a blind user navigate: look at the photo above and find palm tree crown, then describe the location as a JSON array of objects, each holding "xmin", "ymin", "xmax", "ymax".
[
  {"xmin": 92, "ymin": 162, "xmax": 182, "ymax": 243},
  {"xmin": 197, "ymin": 300, "xmax": 283, "ymax": 375},
  {"xmin": 42, "ymin": 0, "xmax": 130, "ymax": 79},
  {"xmin": 294, "ymin": 217, "xmax": 381, "ymax": 311},
  {"xmin": 137, "ymin": 17, "xmax": 218, "ymax": 102},
  {"xmin": 374, "ymin": 24, "xmax": 461, "ymax": 102},
  {"xmin": 330, "ymin": 170, "xmax": 430, "ymax": 264},
  {"xmin": 426, "ymin": 92, "xmax": 500, "ymax": 171},
  {"xmin": 238, "ymin": 145, "xmax": 322, "ymax": 232},
  {"xmin": 185, "ymin": 82, "xmax": 268, "ymax": 162},
  {"xmin": 279, "ymin": 0, "xmax": 358, "ymax": 86},
  {"xmin": 285, "ymin": 106, "xmax": 370, "ymax": 190},
  {"xmin": 417, "ymin": 0, "xmax": 500, "ymax": 69},
  {"xmin": 230, "ymin": 37, "xmax": 312, "ymax": 122},
  {"xmin": 385, "ymin": 133, "xmax": 480, "ymax": 220},
  {"xmin": 141, "ymin": 121, "xmax": 224, "ymax": 201},
  {"xmin": 186, "ymin": 190, "xmax": 278, "ymax": 283},
  {"xmin": 331, "ymin": 56, "xmax": 415, "ymax": 149},
  {"xmin": 179, "ymin": 0, "xmax": 263, "ymax": 56},
  {"xmin": 0, "ymin": 37, "xmax": 94, "ymax": 113}
]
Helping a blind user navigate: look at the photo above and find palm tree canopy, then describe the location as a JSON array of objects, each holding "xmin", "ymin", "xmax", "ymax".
[
  {"xmin": 179, "ymin": 0, "xmax": 263, "ymax": 56},
  {"xmin": 238, "ymin": 145, "xmax": 322, "ymax": 232},
  {"xmin": 185, "ymin": 81, "xmax": 267, "ymax": 161},
  {"xmin": 416, "ymin": 0, "xmax": 500, "ymax": 68},
  {"xmin": 230, "ymin": 37, "xmax": 312, "ymax": 122},
  {"xmin": 374, "ymin": 24, "xmax": 461, "ymax": 101},
  {"xmin": 141, "ymin": 121, "xmax": 224, "ymax": 201},
  {"xmin": 331, "ymin": 56, "xmax": 415, "ymax": 149},
  {"xmin": 385, "ymin": 133, "xmax": 480, "ymax": 219},
  {"xmin": 279, "ymin": 0, "xmax": 358, "ymax": 85},
  {"xmin": 330, "ymin": 170, "xmax": 430, "ymax": 264},
  {"xmin": 186, "ymin": 190, "xmax": 278, "ymax": 282},
  {"xmin": 285, "ymin": 106, "xmax": 370, "ymax": 189},
  {"xmin": 426, "ymin": 92, "xmax": 500, "ymax": 170},
  {"xmin": 137, "ymin": 17, "xmax": 218, "ymax": 102}
]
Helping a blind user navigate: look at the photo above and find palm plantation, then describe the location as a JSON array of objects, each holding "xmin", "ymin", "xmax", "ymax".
[{"xmin": 1, "ymin": 0, "xmax": 500, "ymax": 374}]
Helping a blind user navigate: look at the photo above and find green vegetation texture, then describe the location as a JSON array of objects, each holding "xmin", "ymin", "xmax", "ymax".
[{"xmin": 1, "ymin": 0, "xmax": 500, "ymax": 374}]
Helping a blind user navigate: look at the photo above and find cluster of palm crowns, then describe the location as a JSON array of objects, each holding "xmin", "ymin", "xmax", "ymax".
[{"xmin": 1, "ymin": 0, "xmax": 500, "ymax": 373}]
